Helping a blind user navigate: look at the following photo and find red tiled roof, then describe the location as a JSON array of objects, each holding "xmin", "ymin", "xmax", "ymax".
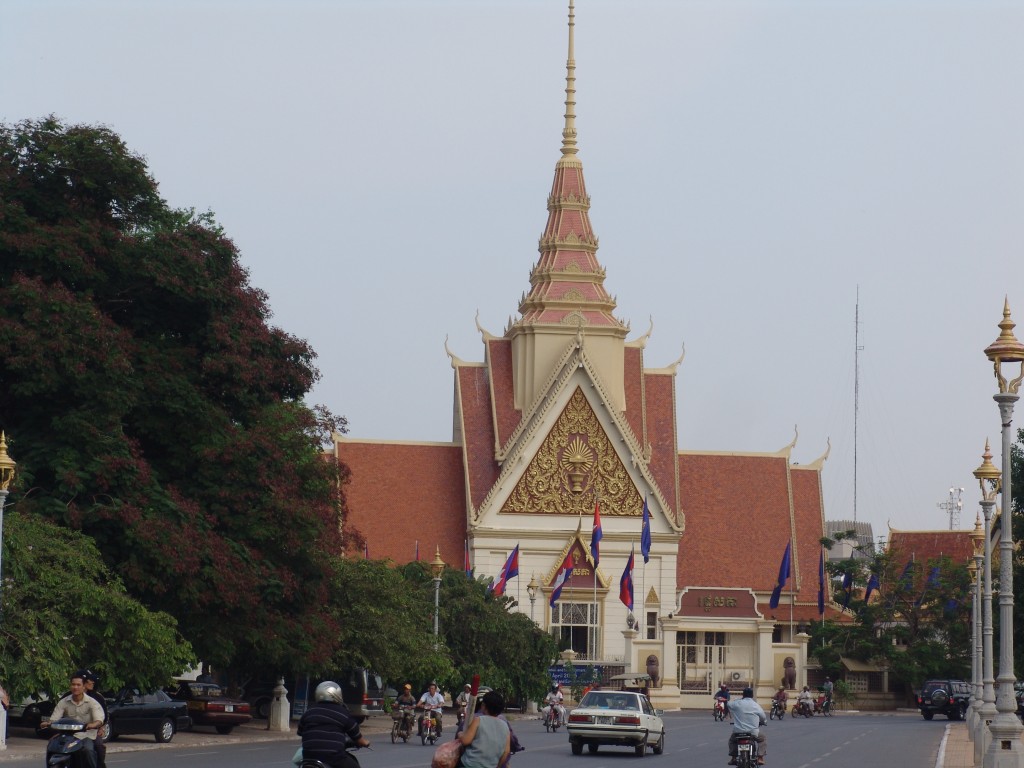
[
  {"xmin": 644, "ymin": 372, "xmax": 679, "ymax": 523},
  {"xmin": 677, "ymin": 453, "xmax": 793, "ymax": 591},
  {"xmin": 456, "ymin": 364, "xmax": 501, "ymax": 510},
  {"xmin": 622, "ymin": 346, "xmax": 645, "ymax": 444},
  {"xmin": 486, "ymin": 338, "xmax": 520, "ymax": 449},
  {"xmin": 887, "ymin": 529, "xmax": 974, "ymax": 567},
  {"xmin": 791, "ymin": 468, "xmax": 826, "ymax": 604},
  {"xmin": 336, "ymin": 440, "xmax": 466, "ymax": 568}
]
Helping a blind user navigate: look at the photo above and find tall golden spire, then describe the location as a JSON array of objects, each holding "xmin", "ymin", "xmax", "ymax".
[
  {"xmin": 560, "ymin": 0, "xmax": 578, "ymax": 160},
  {"xmin": 505, "ymin": 0, "xmax": 628, "ymax": 413}
]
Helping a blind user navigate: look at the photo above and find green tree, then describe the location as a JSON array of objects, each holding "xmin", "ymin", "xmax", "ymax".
[
  {"xmin": 399, "ymin": 563, "xmax": 559, "ymax": 704},
  {"xmin": 811, "ymin": 540, "xmax": 973, "ymax": 702},
  {"xmin": 0, "ymin": 117, "xmax": 353, "ymax": 674},
  {"xmin": 0, "ymin": 510, "xmax": 195, "ymax": 698}
]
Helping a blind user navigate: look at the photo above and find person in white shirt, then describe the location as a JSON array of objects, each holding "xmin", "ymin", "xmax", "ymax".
[
  {"xmin": 544, "ymin": 684, "xmax": 566, "ymax": 725},
  {"xmin": 727, "ymin": 688, "xmax": 767, "ymax": 765},
  {"xmin": 417, "ymin": 682, "xmax": 446, "ymax": 735}
]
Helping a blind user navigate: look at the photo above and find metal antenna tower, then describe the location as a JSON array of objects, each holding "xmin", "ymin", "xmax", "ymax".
[
  {"xmin": 854, "ymin": 287, "xmax": 864, "ymax": 522},
  {"xmin": 937, "ymin": 486, "xmax": 964, "ymax": 530}
]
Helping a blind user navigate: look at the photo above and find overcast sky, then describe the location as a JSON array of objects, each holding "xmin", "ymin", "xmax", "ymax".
[{"xmin": 5, "ymin": 0, "xmax": 1023, "ymax": 543}]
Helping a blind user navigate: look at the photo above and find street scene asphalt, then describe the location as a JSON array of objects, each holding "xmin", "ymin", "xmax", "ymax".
[{"xmin": 0, "ymin": 709, "xmax": 983, "ymax": 768}]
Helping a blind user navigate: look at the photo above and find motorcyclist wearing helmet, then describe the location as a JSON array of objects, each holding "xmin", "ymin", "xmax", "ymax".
[
  {"xmin": 543, "ymin": 684, "xmax": 565, "ymax": 725},
  {"xmin": 297, "ymin": 681, "xmax": 370, "ymax": 768},
  {"xmin": 417, "ymin": 682, "xmax": 445, "ymax": 736}
]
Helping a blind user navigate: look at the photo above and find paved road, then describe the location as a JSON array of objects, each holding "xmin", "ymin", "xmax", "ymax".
[{"xmin": 0, "ymin": 710, "xmax": 947, "ymax": 768}]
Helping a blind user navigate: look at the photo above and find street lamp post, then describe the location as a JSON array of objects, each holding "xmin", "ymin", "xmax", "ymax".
[
  {"xmin": 966, "ymin": 520, "xmax": 981, "ymax": 735},
  {"xmin": 527, "ymin": 574, "xmax": 539, "ymax": 623},
  {"xmin": 430, "ymin": 548, "xmax": 446, "ymax": 650},
  {"xmin": 983, "ymin": 299, "xmax": 1024, "ymax": 768},
  {"xmin": 0, "ymin": 432, "xmax": 15, "ymax": 752},
  {"xmin": 975, "ymin": 440, "xmax": 1000, "ymax": 764}
]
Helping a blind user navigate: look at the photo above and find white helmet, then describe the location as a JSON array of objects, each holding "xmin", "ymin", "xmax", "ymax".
[{"xmin": 315, "ymin": 681, "xmax": 343, "ymax": 705}]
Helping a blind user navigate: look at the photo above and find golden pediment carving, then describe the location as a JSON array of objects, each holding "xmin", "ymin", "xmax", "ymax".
[
  {"xmin": 501, "ymin": 387, "xmax": 643, "ymax": 516},
  {"xmin": 562, "ymin": 288, "xmax": 584, "ymax": 302}
]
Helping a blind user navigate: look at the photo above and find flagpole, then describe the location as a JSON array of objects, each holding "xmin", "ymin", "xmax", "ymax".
[{"xmin": 789, "ymin": 540, "xmax": 794, "ymax": 639}]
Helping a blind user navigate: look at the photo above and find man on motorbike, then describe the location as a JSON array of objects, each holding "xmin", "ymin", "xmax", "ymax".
[
  {"xmin": 456, "ymin": 683, "xmax": 472, "ymax": 724},
  {"xmin": 797, "ymin": 686, "xmax": 814, "ymax": 716},
  {"xmin": 715, "ymin": 682, "xmax": 731, "ymax": 722},
  {"xmin": 727, "ymin": 687, "xmax": 767, "ymax": 766},
  {"xmin": 417, "ymin": 682, "xmax": 445, "ymax": 736},
  {"xmin": 772, "ymin": 687, "xmax": 787, "ymax": 707},
  {"xmin": 41, "ymin": 672, "xmax": 105, "ymax": 768},
  {"xmin": 79, "ymin": 670, "xmax": 108, "ymax": 768},
  {"xmin": 297, "ymin": 681, "xmax": 370, "ymax": 768},
  {"xmin": 822, "ymin": 678, "xmax": 833, "ymax": 703},
  {"xmin": 543, "ymin": 684, "xmax": 566, "ymax": 726},
  {"xmin": 393, "ymin": 684, "xmax": 417, "ymax": 731}
]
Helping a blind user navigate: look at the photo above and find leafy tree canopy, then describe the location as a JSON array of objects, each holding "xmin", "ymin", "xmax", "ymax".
[
  {"xmin": 0, "ymin": 116, "xmax": 351, "ymax": 675},
  {"xmin": 0, "ymin": 510, "xmax": 195, "ymax": 698},
  {"xmin": 811, "ymin": 538, "xmax": 973, "ymax": 700}
]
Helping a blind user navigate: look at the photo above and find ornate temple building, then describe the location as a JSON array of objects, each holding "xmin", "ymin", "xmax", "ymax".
[{"xmin": 333, "ymin": 2, "xmax": 836, "ymax": 709}]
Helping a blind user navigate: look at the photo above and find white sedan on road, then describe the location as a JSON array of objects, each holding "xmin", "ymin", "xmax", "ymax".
[{"xmin": 566, "ymin": 690, "xmax": 666, "ymax": 756}]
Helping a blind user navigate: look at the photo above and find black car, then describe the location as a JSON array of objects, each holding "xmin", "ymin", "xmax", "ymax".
[
  {"xmin": 917, "ymin": 679, "xmax": 972, "ymax": 721},
  {"xmin": 105, "ymin": 686, "xmax": 191, "ymax": 743}
]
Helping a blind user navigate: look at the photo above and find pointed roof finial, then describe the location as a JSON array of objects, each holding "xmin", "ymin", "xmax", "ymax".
[{"xmin": 560, "ymin": 0, "xmax": 578, "ymax": 159}]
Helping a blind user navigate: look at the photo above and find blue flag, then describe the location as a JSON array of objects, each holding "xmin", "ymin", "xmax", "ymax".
[
  {"xmin": 591, "ymin": 502, "xmax": 603, "ymax": 568},
  {"xmin": 863, "ymin": 573, "xmax": 880, "ymax": 604},
  {"xmin": 769, "ymin": 541, "xmax": 792, "ymax": 609},
  {"xmin": 841, "ymin": 571, "xmax": 853, "ymax": 612},
  {"xmin": 640, "ymin": 496, "xmax": 651, "ymax": 564},
  {"xmin": 490, "ymin": 545, "xmax": 520, "ymax": 597}
]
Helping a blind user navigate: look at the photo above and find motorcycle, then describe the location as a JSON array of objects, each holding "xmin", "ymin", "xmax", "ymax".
[
  {"xmin": 543, "ymin": 703, "xmax": 563, "ymax": 732},
  {"xmin": 417, "ymin": 708, "xmax": 440, "ymax": 745},
  {"xmin": 45, "ymin": 718, "xmax": 90, "ymax": 767},
  {"xmin": 813, "ymin": 694, "xmax": 833, "ymax": 716},
  {"xmin": 769, "ymin": 699, "xmax": 786, "ymax": 720},
  {"xmin": 297, "ymin": 744, "xmax": 368, "ymax": 768},
  {"xmin": 793, "ymin": 700, "xmax": 813, "ymax": 718},
  {"xmin": 390, "ymin": 704, "xmax": 415, "ymax": 743},
  {"xmin": 733, "ymin": 731, "xmax": 757, "ymax": 768},
  {"xmin": 713, "ymin": 698, "xmax": 728, "ymax": 722}
]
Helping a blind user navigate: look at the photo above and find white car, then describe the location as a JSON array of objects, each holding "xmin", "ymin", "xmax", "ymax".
[{"xmin": 566, "ymin": 690, "xmax": 665, "ymax": 756}]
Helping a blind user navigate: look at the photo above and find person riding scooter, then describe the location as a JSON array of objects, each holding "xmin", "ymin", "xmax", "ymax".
[
  {"xmin": 417, "ymin": 682, "xmax": 445, "ymax": 736},
  {"xmin": 543, "ymin": 684, "xmax": 566, "ymax": 727},
  {"xmin": 727, "ymin": 687, "xmax": 767, "ymax": 766},
  {"xmin": 296, "ymin": 680, "xmax": 370, "ymax": 768},
  {"xmin": 796, "ymin": 686, "xmax": 814, "ymax": 717}
]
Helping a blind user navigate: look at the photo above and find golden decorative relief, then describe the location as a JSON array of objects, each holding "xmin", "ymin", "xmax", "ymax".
[
  {"xmin": 502, "ymin": 387, "xmax": 643, "ymax": 516},
  {"xmin": 563, "ymin": 288, "xmax": 584, "ymax": 302}
]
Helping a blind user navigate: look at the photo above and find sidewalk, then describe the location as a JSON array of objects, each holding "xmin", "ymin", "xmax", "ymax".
[{"xmin": 941, "ymin": 722, "xmax": 972, "ymax": 768}]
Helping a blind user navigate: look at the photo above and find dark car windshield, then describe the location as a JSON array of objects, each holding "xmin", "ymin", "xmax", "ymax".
[{"xmin": 183, "ymin": 683, "xmax": 224, "ymax": 698}]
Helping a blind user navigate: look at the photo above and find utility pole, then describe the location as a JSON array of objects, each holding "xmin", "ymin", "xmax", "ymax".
[{"xmin": 937, "ymin": 486, "xmax": 964, "ymax": 530}]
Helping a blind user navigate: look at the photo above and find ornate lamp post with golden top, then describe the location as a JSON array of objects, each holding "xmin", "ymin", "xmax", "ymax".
[
  {"xmin": 430, "ymin": 548, "xmax": 446, "ymax": 650},
  {"xmin": 966, "ymin": 516, "xmax": 982, "ymax": 735},
  {"xmin": 974, "ymin": 440, "xmax": 1001, "ymax": 764},
  {"xmin": 982, "ymin": 299, "xmax": 1024, "ymax": 768},
  {"xmin": 527, "ymin": 574, "xmax": 540, "ymax": 623},
  {"xmin": 0, "ymin": 432, "xmax": 13, "ymax": 751}
]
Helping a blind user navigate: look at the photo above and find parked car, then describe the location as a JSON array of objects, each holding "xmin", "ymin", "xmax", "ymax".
[
  {"xmin": 338, "ymin": 668, "xmax": 387, "ymax": 714},
  {"xmin": 104, "ymin": 686, "xmax": 191, "ymax": 743},
  {"xmin": 567, "ymin": 689, "xmax": 665, "ymax": 756},
  {"xmin": 168, "ymin": 680, "xmax": 252, "ymax": 734},
  {"xmin": 917, "ymin": 679, "xmax": 971, "ymax": 721},
  {"xmin": 7, "ymin": 695, "xmax": 54, "ymax": 729}
]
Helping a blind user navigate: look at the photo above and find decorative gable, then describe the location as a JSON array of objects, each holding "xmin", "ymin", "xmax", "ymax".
[
  {"xmin": 543, "ymin": 529, "xmax": 609, "ymax": 590},
  {"xmin": 501, "ymin": 387, "xmax": 643, "ymax": 517}
]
